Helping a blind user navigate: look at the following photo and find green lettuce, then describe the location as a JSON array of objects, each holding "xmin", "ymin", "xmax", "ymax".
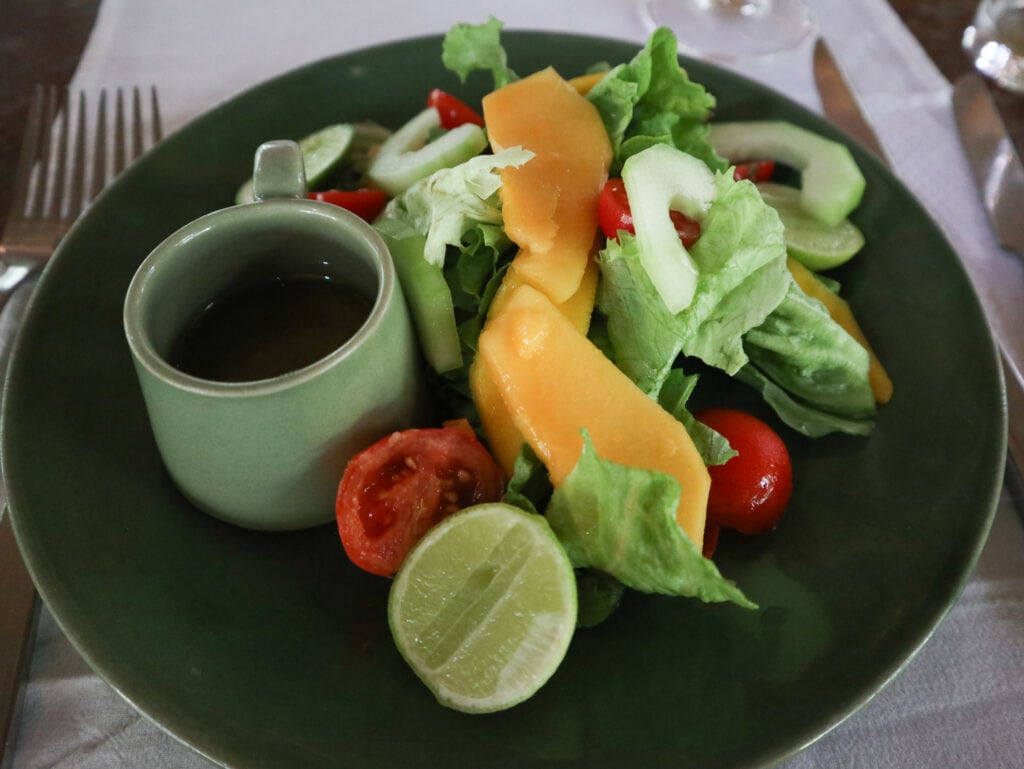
[
  {"xmin": 442, "ymin": 16, "xmax": 518, "ymax": 89},
  {"xmin": 374, "ymin": 147, "xmax": 531, "ymax": 380},
  {"xmin": 546, "ymin": 433, "xmax": 754, "ymax": 608},
  {"xmin": 657, "ymin": 369, "xmax": 736, "ymax": 467},
  {"xmin": 597, "ymin": 171, "xmax": 790, "ymax": 394},
  {"xmin": 739, "ymin": 280, "xmax": 876, "ymax": 436},
  {"xmin": 375, "ymin": 147, "xmax": 532, "ymax": 268},
  {"xmin": 586, "ymin": 27, "xmax": 727, "ymax": 175}
]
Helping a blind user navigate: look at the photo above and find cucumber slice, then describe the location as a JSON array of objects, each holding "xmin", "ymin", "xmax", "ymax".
[
  {"xmin": 709, "ymin": 121, "xmax": 865, "ymax": 227},
  {"xmin": 382, "ymin": 231, "xmax": 463, "ymax": 374},
  {"xmin": 621, "ymin": 143, "xmax": 716, "ymax": 314},
  {"xmin": 758, "ymin": 182, "xmax": 865, "ymax": 271},
  {"xmin": 368, "ymin": 108, "xmax": 488, "ymax": 197},
  {"xmin": 234, "ymin": 124, "xmax": 356, "ymax": 204}
]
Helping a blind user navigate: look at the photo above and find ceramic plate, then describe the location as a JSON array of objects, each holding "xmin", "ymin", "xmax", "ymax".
[{"xmin": 3, "ymin": 31, "xmax": 1006, "ymax": 769}]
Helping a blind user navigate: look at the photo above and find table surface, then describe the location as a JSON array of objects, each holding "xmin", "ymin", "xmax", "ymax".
[{"xmin": 1, "ymin": 2, "xmax": 1022, "ymax": 768}]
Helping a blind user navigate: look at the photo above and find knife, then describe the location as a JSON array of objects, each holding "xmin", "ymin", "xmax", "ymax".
[
  {"xmin": 952, "ymin": 72, "xmax": 1024, "ymax": 506},
  {"xmin": 813, "ymin": 38, "xmax": 889, "ymax": 165},
  {"xmin": 952, "ymin": 73, "xmax": 1024, "ymax": 256},
  {"xmin": 813, "ymin": 39, "xmax": 1024, "ymax": 506}
]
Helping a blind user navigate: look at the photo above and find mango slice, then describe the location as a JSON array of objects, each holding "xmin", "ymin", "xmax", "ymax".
[
  {"xmin": 568, "ymin": 72, "xmax": 606, "ymax": 95},
  {"xmin": 788, "ymin": 257, "xmax": 893, "ymax": 404},
  {"xmin": 483, "ymin": 67, "xmax": 612, "ymax": 304},
  {"xmin": 477, "ymin": 283, "xmax": 709, "ymax": 548},
  {"xmin": 474, "ymin": 258, "xmax": 600, "ymax": 476}
]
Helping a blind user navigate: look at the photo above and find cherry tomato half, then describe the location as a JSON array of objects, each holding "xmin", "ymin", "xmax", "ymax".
[
  {"xmin": 426, "ymin": 88, "xmax": 485, "ymax": 129},
  {"xmin": 597, "ymin": 178, "xmax": 701, "ymax": 249},
  {"xmin": 732, "ymin": 160, "xmax": 776, "ymax": 183},
  {"xmin": 309, "ymin": 188, "xmax": 389, "ymax": 222},
  {"xmin": 336, "ymin": 423, "xmax": 505, "ymax": 577},
  {"xmin": 695, "ymin": 407, "xmax": 793, "ymax": 546}
]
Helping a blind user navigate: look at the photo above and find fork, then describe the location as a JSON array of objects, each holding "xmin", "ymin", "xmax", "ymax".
[
  {"xmin": 0, "ymin": 83, "xmax": 161, "ymax": 768},
  {"xmin": 0, "ymin": 84, "xmax": 163, "ymax": 315}
]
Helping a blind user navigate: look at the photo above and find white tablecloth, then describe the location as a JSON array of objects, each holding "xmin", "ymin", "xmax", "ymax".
[{"xmin": 8, "ymin": 0, "xmax": 1024, "ymax": 766}]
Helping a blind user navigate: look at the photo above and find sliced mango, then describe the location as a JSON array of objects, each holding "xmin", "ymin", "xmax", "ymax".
[
  {"xmin": 482, "ymin": 67, "xmax": 612, "ymax": 304},
  {"xmin": 473, "ymin": 258, "xmax": 600, "ymax": 476},
  {"xmin": 477, "ymin": 283, "xmax": 709, "ymax": 548},
  {"xmin": 788, "ymin": 257, "xmax": 893, "ymax": 404},
  {"xmin": 569, "ymin": 72, "xmax": 606, "ymax": 95}
]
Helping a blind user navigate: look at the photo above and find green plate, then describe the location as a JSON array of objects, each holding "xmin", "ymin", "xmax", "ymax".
[{"xmin": 2, "ymin": 31, "xmax": 1006, "ymax": 769}]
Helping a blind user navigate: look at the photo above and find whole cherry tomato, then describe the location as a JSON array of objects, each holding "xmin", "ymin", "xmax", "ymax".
[
  {"xmin": 336, "ymin": 422, "xmax": 505, "ymax": 577},
  {"xmin": 695, "ymin": 408, "xmax": 793, "ymax": 548},
  {"xmin": 597, "ymin": 178, "xmax": 701, "ymax": 248}
]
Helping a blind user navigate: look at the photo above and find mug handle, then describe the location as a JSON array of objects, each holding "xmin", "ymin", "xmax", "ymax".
[{"xmin": 252, "ymin": 140, "xmax": 307, "ymax": 201}]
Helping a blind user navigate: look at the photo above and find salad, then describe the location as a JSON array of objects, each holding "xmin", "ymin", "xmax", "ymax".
[{"xmin": 236, "ymin": 18, "xmax": 892, "ymax": 712}]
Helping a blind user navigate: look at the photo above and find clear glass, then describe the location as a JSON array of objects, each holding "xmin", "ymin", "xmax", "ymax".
[
  {"xmin": 963, "ymin": 0, "xmax": 1024, "ymax": 93},
  {"xmin": 640, "ymin": 0, "xmax": 818, "ymax": 62}
]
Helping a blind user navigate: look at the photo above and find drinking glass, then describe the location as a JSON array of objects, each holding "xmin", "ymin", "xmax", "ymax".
[
  {"xmin": 963, "ymin": 0, "xmax": 1024, "ymax": 93},
  {"xmin": 640, "ymin": 0, "xmax": 817, "ymax": 61}
]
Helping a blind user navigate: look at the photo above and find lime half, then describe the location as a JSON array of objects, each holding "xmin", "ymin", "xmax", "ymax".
[
  {"xmin": 388, "ymin": 503, "xmax": 577, "ymax": 713},
  {"xmin": 759, "ymin": 182, "xmax": 865, "ymax": 271}
]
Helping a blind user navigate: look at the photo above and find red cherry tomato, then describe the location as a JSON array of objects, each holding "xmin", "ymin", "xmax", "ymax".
[
  {"xmin": 597, "ymin": 178, "xmax": 701, "ymax": 248},
  {"xmin": 309, "ymin": 188, "xmax": 389, "ymax": 222},
  {"xmin": 732, "ymin": 160, "xmax": 776, "ymax": 183},
  {"xmin": 336, "ymin": 423, "xmax": 505, "ymax": 577},
  {"xmin": 426, "ymin": 88, "xmax": 485, "ymax": 129},
  {"xmin": 695, "ymin": 408, "xmax": 793, "ymax": 545}
]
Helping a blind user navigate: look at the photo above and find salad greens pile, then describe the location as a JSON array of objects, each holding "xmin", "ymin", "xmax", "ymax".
[
  {"xmin": 381, "ymin": 17, "xmax": 875, "ymax": 440},
  {"xmin": 295, "ymin": 18, "xmax": 880, "ymax": 616}
]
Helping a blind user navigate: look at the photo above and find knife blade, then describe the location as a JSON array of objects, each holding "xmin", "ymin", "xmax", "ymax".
[
  {"xmin": 952, "ymin": 72, "xmax": 1024, "ymax": 256},
  {"xmin": 813, "ymin": 38, "xmax": 889, "ymax": 165}
]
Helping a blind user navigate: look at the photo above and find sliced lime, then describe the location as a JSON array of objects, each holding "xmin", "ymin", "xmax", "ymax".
[
  {"xmin": 298, "ymin": 123, "xmax": 355, "ymax": 188},
  {"xmin": 388, "ymin": 502, "xmax": 577, "ymax": 714},
  {"xmin": 758, "ymin": 182, "xmax": 865, "ymax": 271}
]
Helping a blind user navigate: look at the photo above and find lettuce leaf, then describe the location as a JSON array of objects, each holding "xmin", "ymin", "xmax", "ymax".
[
  {"xmin": 545, "ymin": 432, "xmax": 755, "ymax": 608},
  {"xmin": 442, "ymin": 16, "xmax": 518, "ymax": 90},
  {"xmin": 740, "ymin": 280, "xmax": 876, "ymax": 436},
  {"xmin": 586, "ymin": 27, "xmax": 727, "ymax": 175},
  {"xmin": 375, "ymin": 147, "xmax": 532, "ymax": 268},
  {"xmin": 657, "ymin": 369, "xmax": 736, "ymax": 467},
  {"xmin": 597, "ymin": 171, "xmax": 790, "ymax": 394}
]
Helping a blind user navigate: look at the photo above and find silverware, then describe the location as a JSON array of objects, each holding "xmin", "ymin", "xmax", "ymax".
[
  {"xmin": 0, "ymin": 84, "xmax": 162, "ymax": 768},
  {"xmin": 812, "ymin": 39, "xmax": 1024, "ymax": 505},
  {"xmin": 952, "ymin": 72, "xmax": 1024, "ymax": 256},
  {"xmin": 951, "ymin": 72, "xmax": 1024, "ymax": 505},
  {"xmin": 812, "ymin": 38, "xmax": 889, "ymax": 165},
  {"xmin": 0, "ymin": 85, "xmax": 163, "ymax": 314}
]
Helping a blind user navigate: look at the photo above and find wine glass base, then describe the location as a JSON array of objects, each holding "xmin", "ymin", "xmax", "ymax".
[{"xmin": 641, "ymin": 0, "xmax": 818, "ymax": 62}]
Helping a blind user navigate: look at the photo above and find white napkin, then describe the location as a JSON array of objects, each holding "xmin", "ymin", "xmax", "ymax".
[{"xmin": 11, "ymin": 1, "xmax": 1024, "ymax": 768}]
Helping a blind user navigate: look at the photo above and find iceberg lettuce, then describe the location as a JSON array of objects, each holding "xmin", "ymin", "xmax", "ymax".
[
  {"xmin": 597, "ymin": 171, "xmax": 790, "ymax": 394},
  {"xmin": 586, "ymin": 27, "xmax": 727, "ymax": 175},
  {"xmin": 546, "ymin": 432, "xmax": 754, "ymax": 608}
]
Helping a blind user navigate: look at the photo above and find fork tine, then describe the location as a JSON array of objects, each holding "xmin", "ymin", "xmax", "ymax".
[
  {"xmin": 45, "ymin": 89, "xmax": 71, "ymax": 221},
  {"xmin": 67, "ymin": 91, "xmax": 88, "ymax": 219},
  {"xmin": 9, "ymin": 85, "xmax": 47, "ymax": 218},
  {"xmin": 89, "ymin": 89, "xmax": 108, "ymax": 203},
  {"xmin": 150, "ymin": 86, "xmax": 163, "ymax": 144},
  {"xmin": 113, "ymin": 88, "xmax": 127, "ymax": 177},
  {"xmin": 27, "ymin": 86, "xmax": 59, "ymax": 220},
  {"xmin": 131, "ymin": 87, "xmax": 144, "ymax": 160}
]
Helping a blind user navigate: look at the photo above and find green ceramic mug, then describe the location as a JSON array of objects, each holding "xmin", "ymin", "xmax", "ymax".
[{"xmin": 124, "ymin": 140, "xmax": 424, "ymax": 530}]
